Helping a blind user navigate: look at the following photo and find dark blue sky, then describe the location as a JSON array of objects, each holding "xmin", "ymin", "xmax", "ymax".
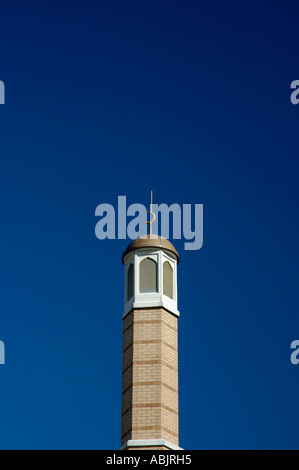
[{"xmin": 0, "ymin": 0, "xmax": 299, "ymax": 449}]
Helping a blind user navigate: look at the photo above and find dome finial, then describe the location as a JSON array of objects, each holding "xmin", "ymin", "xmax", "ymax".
[{"xmin": 144, "ymin": 190, "xmax": 156, "ymax": 236}]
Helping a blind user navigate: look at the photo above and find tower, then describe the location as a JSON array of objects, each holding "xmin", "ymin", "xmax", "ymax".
[{"xmin": 120, "ymin": 233, "xmax": 181, "ymax": 450}]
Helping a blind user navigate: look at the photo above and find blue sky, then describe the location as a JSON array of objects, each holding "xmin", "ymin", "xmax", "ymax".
[{"xmin": 0, "ymin": 0, "xmax": 298, "ymax": 449}]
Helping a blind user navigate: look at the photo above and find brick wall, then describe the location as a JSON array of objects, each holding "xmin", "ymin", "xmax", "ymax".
[{"xmin": 121, "ymin": 307, "xmax": 179, "ymax": 447}]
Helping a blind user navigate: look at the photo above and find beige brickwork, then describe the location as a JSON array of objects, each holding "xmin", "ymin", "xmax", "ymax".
[{"xmin": 121, "ymin": 307, "xmax": 179, "ymax": 448}]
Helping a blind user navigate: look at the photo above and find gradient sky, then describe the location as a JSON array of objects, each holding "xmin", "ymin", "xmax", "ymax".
[{"xmin": 0, "ymin": 0, "xmax": 299, "ymax": 450}]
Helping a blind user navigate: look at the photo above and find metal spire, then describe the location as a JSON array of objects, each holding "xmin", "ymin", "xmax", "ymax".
[{"xmin": 144, "ymin": 190, "xmax": 156, "ymax": 236}]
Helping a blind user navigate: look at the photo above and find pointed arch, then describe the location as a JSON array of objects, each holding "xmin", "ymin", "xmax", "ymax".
[
  {"xmin": 127, "ymin": 263, "xmax": 134, "ymax": 300},
  {"xmin": 139, "ymin": 258, "xmax": 157, "ymax": 293},
  {"xmin": 163, "ymin": 261, "xmax": 173, "ymax": 299}
]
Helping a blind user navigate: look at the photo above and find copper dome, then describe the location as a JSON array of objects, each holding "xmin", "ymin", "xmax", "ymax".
[{"xmin": 122, "ymin": 235, "xmax": 179, "ymax": 264}]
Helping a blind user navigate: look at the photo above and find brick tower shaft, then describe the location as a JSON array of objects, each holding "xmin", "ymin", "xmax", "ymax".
[{"xmin": 121, "ymin": 307, "xmax": 178, "ymax": 449}]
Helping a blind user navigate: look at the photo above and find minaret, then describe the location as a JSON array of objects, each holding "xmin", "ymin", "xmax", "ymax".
[{"xmin": 120, "ymin": 196, "xmax": 181, "ymax": 450}]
